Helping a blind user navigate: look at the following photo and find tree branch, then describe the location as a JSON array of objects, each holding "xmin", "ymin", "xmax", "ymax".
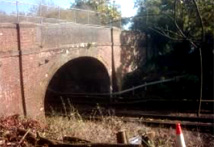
[
  {"xmin": 148, "ymin": 27, "xmax": 183, "ymax": 41},
  {"xmin": 192, "ymin": 0, "xmax": 204, "ymax": 117},
  {"xmin": 192, "ymin": 0, "xmax": 205, "ymax": 43}
]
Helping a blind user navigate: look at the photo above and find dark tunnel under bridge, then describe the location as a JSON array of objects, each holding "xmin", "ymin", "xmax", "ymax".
[{"xmin": 44, "ymin": 57, "xmax": 111, "ymax": 115}]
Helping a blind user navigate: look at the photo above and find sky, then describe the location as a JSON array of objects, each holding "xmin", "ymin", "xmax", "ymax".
[
  {"xmin": 43, "ymin": 0, "xmax": 137, "ymax": 17},
  {"xmin": 54, "ymin": 0, "xmax": 137, "ymax": 17},
  {"xmin": 0, "ymin": 0, "xmax": 137, "ymax": 17}
]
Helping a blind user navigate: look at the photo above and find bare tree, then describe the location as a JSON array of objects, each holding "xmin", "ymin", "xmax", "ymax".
[{"xmin": 148, "ymin": 0, "xmax": 205, "ymax": 116}]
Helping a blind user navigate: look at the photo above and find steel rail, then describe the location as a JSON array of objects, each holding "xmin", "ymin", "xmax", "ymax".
[
  {"xmin": 47, "ymin": 75, "xmax": 185, "ymax": 96},
  {"xmin": 81, "ymin": 116, "xmax": 214, "ymax": 133}
]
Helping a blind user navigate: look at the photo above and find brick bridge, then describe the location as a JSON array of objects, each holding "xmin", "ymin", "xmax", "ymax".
[{"xmin": 0, "ymin": 22, "xmax": 145, "ymax": 120}]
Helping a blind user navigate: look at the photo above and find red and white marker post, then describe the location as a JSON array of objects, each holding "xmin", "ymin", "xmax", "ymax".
[{"xmin": 176, "ymin": 123, "xmax": 186, "ymax": 147}]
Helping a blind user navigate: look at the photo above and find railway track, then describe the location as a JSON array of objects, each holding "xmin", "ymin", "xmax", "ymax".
[
  {"xmin": 114, "ymin": 110, "xmax": 214, "ymax": 123},
  {"xmin": 82, "ymin": 112, "xmax": 214, "ymax": 134},
  {"xmin": 47, "ymin": 103, "xmax": 214, "ymax": 134},
  {"xmin": 45, "ymin": 94, "xmax": 214, "ymax": 133},
  {"xmin": 84, "ymin": 116, "xmax": 213, "ymax": 132}
]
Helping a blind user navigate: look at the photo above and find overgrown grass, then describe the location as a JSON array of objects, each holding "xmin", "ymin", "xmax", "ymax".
[{"xmin": 43, "ymin": 102, "xmax": 213, "ymax": 146}]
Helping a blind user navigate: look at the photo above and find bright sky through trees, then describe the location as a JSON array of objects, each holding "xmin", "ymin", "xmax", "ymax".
[
  {"xmin": 4, "ymin": 0, "xmax": 137, "ymax": 17},
  {"xmin": 52, "ymin": 0, "xmax": 137, "ymax": 17}
]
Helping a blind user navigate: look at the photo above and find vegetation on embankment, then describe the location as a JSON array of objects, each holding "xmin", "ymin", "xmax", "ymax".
[{"xmin": 0, "ymin": 111, "xmax": 213, "ymax": 146}]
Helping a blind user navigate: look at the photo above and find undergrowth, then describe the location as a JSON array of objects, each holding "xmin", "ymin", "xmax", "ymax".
[{"xmin": 44, "ymin": 99, "xmax": 213, "ymax": 147}]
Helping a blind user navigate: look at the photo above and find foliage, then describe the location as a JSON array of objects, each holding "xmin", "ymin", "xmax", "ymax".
[
  {"xmin": 71, "ymin": 0, "xmax": 121, "ymax": 24},
  {"xmin": 27, "ymin": 0, "xmax": 121, "ymax": 25},
  {"xmin": 124, "ymin": 0, "xmax": 213, "ymax": 100},
  {"xmin": 132, "ymin": 0, "xmax": 213, "ymax": 52},
  {"xmin": 45, "ymin": 104, "xmax": 211, "ymax": 146},
  {"xmin": 132, "ymin": 0, "xmax": 213, "ymax": 68}
]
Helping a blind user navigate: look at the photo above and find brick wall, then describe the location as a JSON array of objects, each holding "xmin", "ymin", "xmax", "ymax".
[
  {"xmin": 0, "ymin": 24, "xmax": 21, "ymax": 116},
  {"xmin": 0, "ymin": 24, "xmax": 18, "ymax": 52},
  {"xmin": 0, "ymin": 22, "xmax": 145, "ymax": 120}
]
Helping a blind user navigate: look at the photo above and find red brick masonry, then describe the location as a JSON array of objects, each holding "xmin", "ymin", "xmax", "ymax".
[{"xmin": 0, "ymin": 22, "xmax": 145, "ymax": 121}]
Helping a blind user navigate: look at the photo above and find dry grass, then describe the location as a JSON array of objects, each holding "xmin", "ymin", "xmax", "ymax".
[
  {"xmin": 1, "ymin": 104, "xmax": 213, "ymax": 146},
  {"xmin": 44, "ymin": 105, "xmax": 214, "ymax": 147}
]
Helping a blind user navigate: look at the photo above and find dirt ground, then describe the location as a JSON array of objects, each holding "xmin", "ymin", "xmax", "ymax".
[{"xmin": 0, "ymin": 114, "xmax": 213, "ymax": 146}]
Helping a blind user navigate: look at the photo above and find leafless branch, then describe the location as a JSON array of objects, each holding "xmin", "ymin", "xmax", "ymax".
[
  {"xmin": 192, "ymin": 0, "xmax": 204, "ymax": 116},
  {"xmin": 148, "ymin": 0, "xmax": 205, "ymax": 116},
  {"xmin": 192, "ymin": 0, "xmax": 205, "ymax": 43},
  {"xmin": 19, "ymin": 129, "xmax": 30, "ymax": 144},
  {"xmin": 154, "ymin": 26, "xmax": 184, "ymax": 38},
  {"xmin": 148, "ymin": 27, "xmax": 183, "ymax": 41}
]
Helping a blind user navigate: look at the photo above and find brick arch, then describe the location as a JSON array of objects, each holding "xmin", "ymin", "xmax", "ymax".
[
  {"xmin": 23, "ymin": 49, "xmax": 112, "ymax": 121},
  {"xmin": 38, "ymin": 53, "xmax": 111, "ymax": 116},
  {"xmin": 42, "ymin": 54, "xmax": 111, "ymax": 96}
]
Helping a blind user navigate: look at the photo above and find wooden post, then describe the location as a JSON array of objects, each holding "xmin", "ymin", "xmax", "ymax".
[{"xmin": 116, "ymin": 131, "xmax": 128, "ymax": 144}]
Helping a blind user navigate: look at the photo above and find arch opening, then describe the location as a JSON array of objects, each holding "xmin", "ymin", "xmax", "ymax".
[{"xmin": 44, "ymin": 57, "xmax": 110, "ymax": 115}]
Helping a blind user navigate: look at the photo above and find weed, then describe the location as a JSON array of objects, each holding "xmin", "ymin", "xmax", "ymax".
[{"xmin": 44, "ymin": 99, "xmax": 213, "ymax": 146}]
